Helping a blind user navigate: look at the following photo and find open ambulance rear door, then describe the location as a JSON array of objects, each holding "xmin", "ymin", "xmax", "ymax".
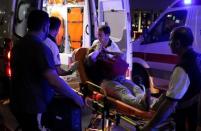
[
  {"xmin": 0, "ymin": 0, "xmax": 42, "ymax": 98},
  {"xmin": 97, "ymin": 0, "xmax": 132, "ymax": 78}
]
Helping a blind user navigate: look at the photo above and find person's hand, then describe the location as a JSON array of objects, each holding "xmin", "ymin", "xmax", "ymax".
[
  {"xmin": 69, "ymin": 61, "xmax": 79, "ymax": 73},
  {"xmin": 99, "ymin": 44, "xmax": 106, "ymax": 52}
]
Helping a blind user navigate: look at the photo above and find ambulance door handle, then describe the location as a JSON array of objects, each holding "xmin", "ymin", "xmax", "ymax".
[{"xmin": 85, "ymin": 24, "xmax": 89, "ymax": 35}]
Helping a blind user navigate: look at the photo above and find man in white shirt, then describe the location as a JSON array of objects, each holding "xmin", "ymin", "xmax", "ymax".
[
  {"xmin": 43, "ymin": 17, "xmax": 77, "ymax": 76},
  {"xmin": 142, "ymin": 26, "xmax": 201, "ymax": 131}
]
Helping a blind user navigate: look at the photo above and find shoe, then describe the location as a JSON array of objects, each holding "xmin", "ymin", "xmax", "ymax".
[{"xmin": 140, "ymin": 89, "xmax": 150, "ymax": 111}]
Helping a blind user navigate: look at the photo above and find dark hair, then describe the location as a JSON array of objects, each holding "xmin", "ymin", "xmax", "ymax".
[
  {"xmin": 49, "ymin": 17, "xmax": 61, "ymax": 31},
  {"xmin": 98, "ymin": 25, "xmax": 110, "ymax": 35},
  {"xmin": 27, "ymin": 10, "xmax": 49, "ymax": 31},
  {"xmin": 172, "ymin": 26, "xmax": 194, "ymax": 47}
]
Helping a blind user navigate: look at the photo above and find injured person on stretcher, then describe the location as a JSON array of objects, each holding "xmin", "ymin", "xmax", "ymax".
[
  {"xmin": 81, "ymin": 25, "xmax": 158, "ymax": 111},
  {"xmin": 84, "ymin": 46, "xmax": 158, "ymax": 111}
]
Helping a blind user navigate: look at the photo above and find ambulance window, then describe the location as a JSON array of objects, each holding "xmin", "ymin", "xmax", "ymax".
[{"xmin": 143, "ymin": 10, "xmax": 187, "ymax": 44}]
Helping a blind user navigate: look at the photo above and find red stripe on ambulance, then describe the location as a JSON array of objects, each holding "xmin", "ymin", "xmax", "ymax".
[{"xmin": 133, "ymin": 52, "xmax": 178, "ymax": 64}]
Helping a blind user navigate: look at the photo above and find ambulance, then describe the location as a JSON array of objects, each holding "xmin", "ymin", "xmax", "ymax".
[
  {"xmin": 132, "ymin": 0, "xmax": 201, "ymax": 92},
  {"xmin": 0, "ymin": 0, "xmax": 132, "ymax": 97},
  {"xmin": 2, "ymin": 0, "xmax": 199, "ymax": 97}
]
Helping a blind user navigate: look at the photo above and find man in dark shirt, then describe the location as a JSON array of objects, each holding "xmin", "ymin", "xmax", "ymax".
[
  {"xmin": 142, "ymin": 27, "xmax": 201, "ymax": 131},
  {"xmin": 10, "ymin": 10, "xmax": 84, "ymax": 131}
]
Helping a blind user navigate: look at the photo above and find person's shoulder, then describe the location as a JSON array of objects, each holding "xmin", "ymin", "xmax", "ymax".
[
  {"xmin": 43, "ymin": 37, "xmax": 54, "ymax": 45},
  {"xmin": 13, "ymin": 35, "xmax": 32, "ymax": 49},
  {"xmin": 16, "ymin": 35, "xmax": 30, "ymax": 44},
  {"xmin": 110, "ymin": 40, "xmax": 121, "ymax": 51},
  {"xmin": 41, "ymin": 42, "xmax": 52, "ymax": 53},
  {"xmin": 24, "ymin": 34, "xmax": 39, "ymax": 42},
  {"xmin": 43, "ymin": 37, "xmax": 58, "ymax": 50},
  {"xmin": 111, "ymin": 40, "xmax": 118, "ymax": 47},
  {"xmin": 22, "ymin": 34, "xmax": 42, "ymax": 47}
]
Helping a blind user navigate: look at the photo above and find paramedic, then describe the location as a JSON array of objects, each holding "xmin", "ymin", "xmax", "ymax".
[
  {"xmin": 10, "ymin": 10, "xmax": 84, "ymax": 131},
  {"xmin": 43, "ymin": 16, "xmax": 77, "ymax": 76},
  {"xmin": 142, "ymin": 26, "xmax": 201, "ymax": 131}
]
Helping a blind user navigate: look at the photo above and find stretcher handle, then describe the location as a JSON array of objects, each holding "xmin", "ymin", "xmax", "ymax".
[{"xmin": 86, "ymin": 81, "xmax": 106, "ymax": 95}]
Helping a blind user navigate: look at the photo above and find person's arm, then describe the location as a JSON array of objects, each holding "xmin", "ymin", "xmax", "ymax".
[
  {"xmin": 87, "ymin": 42, "xmax": 104, "ymax": 62},
  {"xmin": 104, "ymin": 41, "xmax": 123, "ymax": 58},
  {"xmin": 103, "ymin": 50, "xmax": 122, "ymax": 57},
  {"xmin": 87, "ymin": 40, "xmax": 106, "ymax": 62},
  {"xmin": 142, "ymin": 67, "xmax": 190, "ymax": 130},
  {"xmin": 40, "ymin": 44, "xmax": 84, "ymax": 107},
  {"xmin": 88, "ymin": 49, "xmax": 101, "ymax": 62},
  {"xmin": 142, "ymin": 98, "xmax": 177, "ymax": 130},
  {"xmin": 56, "ymin": 66, "xmax": 73, "ymax": 76},
  {"xmin": 55, "ymin": 61, "xmax": 79, "ymax": 76},
  {"xmin": 44, "ymin": 69, "xmax": 84, "ymax": 107}
]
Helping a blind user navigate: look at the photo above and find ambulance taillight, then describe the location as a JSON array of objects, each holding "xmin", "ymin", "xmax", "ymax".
[{"xmin": 4, "ymin": 38, "xmax": 12, "ymax": 78}]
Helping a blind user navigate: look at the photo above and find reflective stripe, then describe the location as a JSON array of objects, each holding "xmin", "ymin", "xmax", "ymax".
[{"xmin": 133, "ymin": 52, "xmax": 178, "ymax": 64}]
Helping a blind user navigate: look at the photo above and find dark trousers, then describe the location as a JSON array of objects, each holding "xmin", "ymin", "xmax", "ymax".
[
  {"xmin": 174, "ymin": 103, "xmax": 198, "ymax": 131},
  {"xmin": 13, "ymin": 112, "xmax": 41, "ymax": 131}
]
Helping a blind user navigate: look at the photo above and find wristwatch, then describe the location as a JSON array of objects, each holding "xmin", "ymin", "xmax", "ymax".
[{"xmin": 67, "ymin": 69, "xmax": 73, "ymax": 75}]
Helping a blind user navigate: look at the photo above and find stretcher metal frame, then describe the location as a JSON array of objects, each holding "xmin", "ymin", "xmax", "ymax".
[{"xmin": 82, "ymin": 81, "xmax": 154, "ymax": 130}]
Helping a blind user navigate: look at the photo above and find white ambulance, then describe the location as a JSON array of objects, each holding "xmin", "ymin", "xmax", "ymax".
[
  {"xmin": 0, "ymin": 0, "xmax": 132, "ymax": 97},
  {"xmin": 0, "ymin": 1, "xmax": 132, "ymax": 130},
  {"xmin": 132, "ymin": 0, "xmax": 201, "ymax": 92}
]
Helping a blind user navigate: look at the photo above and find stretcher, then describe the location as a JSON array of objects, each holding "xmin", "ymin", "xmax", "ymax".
[
  {"xmin": 67, "ymin": 7, "xmax": 83, "ymax": 50},
  {"xmin": 73, "ymin": 48, "xmax": 156, "ymax": 130}
]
